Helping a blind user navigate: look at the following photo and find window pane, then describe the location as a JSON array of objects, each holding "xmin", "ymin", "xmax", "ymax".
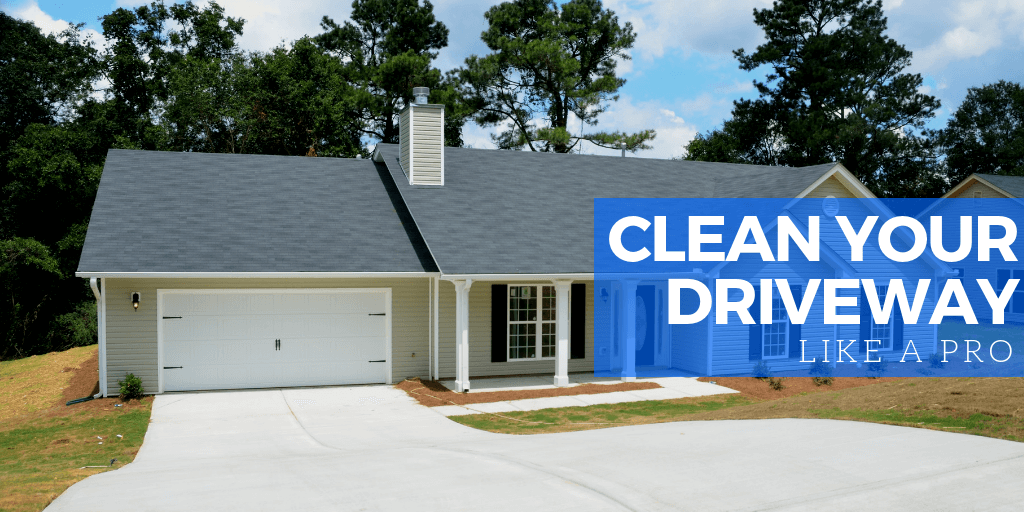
[
  {"xmin": 1014, "ymin": 291, "xmax": 1024, "ymax": 314},
  {"xmin": 542, "ymin": 322, "xmax": 556, "ymax": 358},
  {"xmin": 998, "ymin": 270, "xmax": 1011, "ymax": 291}
]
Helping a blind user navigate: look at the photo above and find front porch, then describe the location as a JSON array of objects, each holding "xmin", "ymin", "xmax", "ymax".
[
  {"xmin": 433, "ymin": 277, "xmax": 692, "ymax": 392},
  {"xmin": 432, "ymin": 276, "xmax": 679, "ymax": 391}
]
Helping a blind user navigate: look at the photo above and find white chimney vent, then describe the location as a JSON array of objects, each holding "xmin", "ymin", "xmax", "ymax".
[{"xmin": 399, "ymin": 88, "xmax": 444, "ymax": 186}]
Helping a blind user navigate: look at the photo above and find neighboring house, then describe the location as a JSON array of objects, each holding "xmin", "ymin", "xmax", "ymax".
[
  {"xmin": 922, "ymin": 173, "xmax": 1024, "ymax": 323},
  {"xmin": 77, "ymin": 92, "xmax": 937, "ymax": 396}
]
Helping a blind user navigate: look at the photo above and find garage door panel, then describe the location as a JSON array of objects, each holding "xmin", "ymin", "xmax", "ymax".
[{"xmin": 162, "ymin": 290, "xmax": 388, "ymax": 392}]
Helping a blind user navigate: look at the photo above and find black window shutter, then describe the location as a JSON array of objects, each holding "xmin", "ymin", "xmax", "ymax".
[
  {"xmin": 571, "ymin": 283, "xmax": 586, "ymax": 359},
  {"xmin": 748, "ymin": 282, "xmax": 762, "ymax": 361},
  {"xmin": 859, "ymin": 288, "xmax": 870, "ymax": 354},
  {"xmin": 788, "ymin": 284, "xmax": 802, "ymax": 359},
  {"xmin": 491, "ymin": 284, "xmax": 508, "ymax": 363}
]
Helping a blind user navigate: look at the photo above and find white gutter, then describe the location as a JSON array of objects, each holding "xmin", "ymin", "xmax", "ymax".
[
  {"xmin": 76, "ymin": 272, "xmax": 440, "ymax": 279},
  {"xmin": 89, "ymin": 278, "xmax": 107, "ymax": 398}
]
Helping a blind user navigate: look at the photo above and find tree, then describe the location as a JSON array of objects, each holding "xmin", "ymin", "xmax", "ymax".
[
  {"xmin": 459, "ymin": 0, "xmax": 654, "ymax": 153},
  {"xmin": 315, "ymin": 0, "xmax": 455, "ymax": 146},
  {"xmin": 686, "ymin": 0, "xmax": 940, "ymax": 197},
  {"xmin": 937, "ymin": 81, "xmax": 1024, "ymax": 184},
  {"xmin": 0, "ymin": 238, "xmax": 63, "ymax": 360},
  {"xmin": 100, "ymin": 1, "xmax": 244, "ymax": 148},
  {"xmin": 240, "ymin": 38, "xmax": 364, "ymax": 157},
  {"xmin": 0, "ymin": 14, "xmax": 99, "ymax": 158}
]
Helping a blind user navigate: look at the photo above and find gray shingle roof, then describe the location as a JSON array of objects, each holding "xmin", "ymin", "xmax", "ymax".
[
  {"xmin": 375, "ymin": 144, "xmax": 839, "ymax": 275},
  {"xmin": 976, "ymin": 174, "xmax": 1024, "ymax": 198},
  {"xmin": 78, "ymin": 150, "xmax": 436, "ymax": 273}
]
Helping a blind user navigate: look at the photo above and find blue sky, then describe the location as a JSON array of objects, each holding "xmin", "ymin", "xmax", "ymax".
[{"xmin": 4, "ymin": 0, "xmax": 1024, "ymax": 159}]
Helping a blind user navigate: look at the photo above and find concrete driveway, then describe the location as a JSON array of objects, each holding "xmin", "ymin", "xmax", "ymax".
[{"xmin": 48, "ymin": 386, "xmax": 1024, "ymax": 511}]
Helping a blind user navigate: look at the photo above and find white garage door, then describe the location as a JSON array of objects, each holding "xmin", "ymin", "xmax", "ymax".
[{"xmin": 160, "ymin": 289, "xmax": 389, "ymax": 392}]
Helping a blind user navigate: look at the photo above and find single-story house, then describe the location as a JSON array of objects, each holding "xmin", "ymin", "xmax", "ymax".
[{"xmin": 77, "ymin": 91, "xmax": 939, "ymax": 396}]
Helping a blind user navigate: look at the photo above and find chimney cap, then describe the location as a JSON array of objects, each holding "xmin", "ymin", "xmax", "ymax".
[{"xmin": 412, "ymin": 87, "xmax": 429, "ymax": 105}]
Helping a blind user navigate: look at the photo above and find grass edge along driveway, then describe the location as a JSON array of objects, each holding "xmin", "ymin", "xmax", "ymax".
[
  {"xmin": 451, "ymin": 377, "xmax": 1024, "ymax": 442},
  {"xmin": 0, "ymin": 346, "xmax": 153, "ymax": 512}
]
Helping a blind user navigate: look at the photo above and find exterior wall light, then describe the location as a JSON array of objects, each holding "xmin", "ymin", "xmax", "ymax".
[
  {"xmin": 600, "ymin": 288, "xmax": 609, "ymax": 303},
  {"xmin": 131, "ymin": 292, "xmax": 141, "ymax": 311}
]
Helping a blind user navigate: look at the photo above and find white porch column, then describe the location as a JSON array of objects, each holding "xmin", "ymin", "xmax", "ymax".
[
  {"xmin": 552, "ymin": 279, "xmax": 573, "ymax": 387},
  {"xmin": 621, "ymin": 279, "xmax": 638, "ymax": 382},
  {"xmin": 453, "ymin": 279, "xmax": 473, "ymax": 392}
]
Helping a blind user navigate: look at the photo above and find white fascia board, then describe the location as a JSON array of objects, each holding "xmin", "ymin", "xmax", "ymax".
[
  {"xmin": 790, "ymin": 163, "xmax": 876, "ymax": 205},
  {"xmin": 75, "ymin": 272, "xmax": 439, "ymax": 279}
]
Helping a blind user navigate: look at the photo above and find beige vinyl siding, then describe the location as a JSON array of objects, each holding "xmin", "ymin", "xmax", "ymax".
[
  {"xmin": 102, "ymin": 277, "xmax": 432, "ymax": 394},
  {"xmin": 399, "ymin": 110, "xmax": 411, "ymax": 180},
  {"xmin": 408, "ymin": 105, "xmax": 443, "ymax": 185},
  {"xmin": 437, "ymin": 280, "xmax": 595, "ymax": 379},
  {"xmin": 950, "ymin": 180, "xmax": 1012, "ymax": 199},
  {"xmin": 802, "ymin": 175, "xmax": 858, "ymax": 198}
]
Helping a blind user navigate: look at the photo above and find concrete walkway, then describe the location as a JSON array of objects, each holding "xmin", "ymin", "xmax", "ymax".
[
  {"xmin": 433, "ymin": 377, "xmax": 738, "ymax": 416},
  {"xmin": 47, "ymin": 385, "xmax": 1024, "ymax": 512}
]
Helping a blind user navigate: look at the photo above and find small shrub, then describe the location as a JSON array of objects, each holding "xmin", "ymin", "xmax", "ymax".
[
  {"xmin": 928, "ymin": 353, "xmax": 945, "ymax": 369},
  {"xmin": 751, "ymin": 360, "xmax": 772, "ymax": 379},
  {"xmin": 808, "ymin": 360, "xmax": 833, "ymax": 377},
  {"xmin": 866, "ymin": 358, "xmax": 888, "ymax": 378},
  {"xmin": 808, "ymin": 360, "xmax": 834, "ymax": 386},
  {"xmin": 767, "ymin": 377, "xmax": 785, "ymax": 391},
  {"xmin": 118, "ymin": 373, "xmax": 144, "ymax": 401}
]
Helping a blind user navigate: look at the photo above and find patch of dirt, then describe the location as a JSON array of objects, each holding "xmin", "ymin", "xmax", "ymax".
[
  {"xmin": 697, "ymin": 376, "xmax": 905, "ymax": 401},
  {"xmin": 59, "ymin": 350, "xmax": 100, "ymax": 406},
  {"xmin": 396, "ymin": 378, "xmax": 661, "ymax": 407}
]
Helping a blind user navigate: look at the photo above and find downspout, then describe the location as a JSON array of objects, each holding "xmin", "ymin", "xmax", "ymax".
[
  {"xmin": 89, "ymin": 278, "xmax": 107, "ymax": 398},
  {"xmin": 433, "ymin": 275, "xmax": 440, "ymax": 381}
]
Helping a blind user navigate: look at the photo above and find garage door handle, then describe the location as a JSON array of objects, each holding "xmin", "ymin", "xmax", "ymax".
[
  {"xmin": 163, "ymin": 316, "xmax": 182, "ymax": 319},
  {"xmin": 164, "ymin": 366, "xmax": 183, "ymax": 369},
  {"xmin": 368, "ymin": 313, "xmax": 386, "ymax": 316},
  {"xmin": 368, "ymin": 360, "xmax": 386, "ymax": 363}
]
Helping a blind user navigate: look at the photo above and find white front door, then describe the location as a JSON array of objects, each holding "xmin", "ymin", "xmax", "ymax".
[{"xmin": 159, "ymin": 289, "xmax": 389, "ymax": 392}]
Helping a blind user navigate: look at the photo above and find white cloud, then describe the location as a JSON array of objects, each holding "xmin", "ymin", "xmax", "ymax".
[
  {"xmin": 901, "ymin": 0, "xmax": 1024, "ymax": 72},
  {"xmin": 576, "ymin": 96, "xmax": 700, "ymax": 160},
  {"xmin": 602, "ymin": 0, "xmax": 772, "ymax": 61},
  {"xmin": 5, "ymin": 0, "xmax": 103, "ymax": 45},
  {"xmin": 915, "ymin": 25, "xmax": 1002, "ymax": 70}
]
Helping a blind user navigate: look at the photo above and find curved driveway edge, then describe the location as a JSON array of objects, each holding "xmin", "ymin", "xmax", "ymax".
[{"xmin": 47, "ymin": 386, "xmax": 1024, "ymax": 511}]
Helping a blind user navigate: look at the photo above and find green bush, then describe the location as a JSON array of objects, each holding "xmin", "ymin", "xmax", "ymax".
[
  {"xmin": 767, "ymin": 377, "xmax": 785, "ymax": 391},
  {"xmin": 808, "ymin": 360, "xmax": 834, "ymax": 386},
  {"xmin": 751, "ymin": 360, "xmax": 772, "ymax": 379},
  {"xmin": 47, "ymin": 301, "xmax": 97, "ymax": 351},
  {"xmin": 118, "ymin": 373, "xmax": 144, "ymax": 401}
]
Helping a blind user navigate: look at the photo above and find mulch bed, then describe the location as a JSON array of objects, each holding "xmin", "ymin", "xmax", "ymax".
[
  {"xmin": 57, "ymin": 350, "xmax": 149, "ymax": 415},
  {"xmin": 396, "ymin": 378, "xmax": 662, "ymax": 407},
  {"xmin": 697, "ymin": 376, "xmax": 905, "ymax": 401}
]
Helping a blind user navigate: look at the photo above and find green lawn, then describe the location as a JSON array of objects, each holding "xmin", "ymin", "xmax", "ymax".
[
  {"xmin": 0, "ymin": 348, "xmax": 153, "ymax": 512},
  {"xmin": 452, "ymin": 377, "xmax": 1024, "ymax": 441}
]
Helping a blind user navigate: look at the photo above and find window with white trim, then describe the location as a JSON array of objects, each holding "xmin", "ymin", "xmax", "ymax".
[
  {"xmin": 762, "ymin": 295, "xmax": 788, "ymax": 358},
  {"xmin": 870, "ymin": 284, "xmax": 894, "ymax": 350},
  {"xmin": 508, "ymin": 285, "xmax": 557, "ymax": 360},
  {"xmin": 996, "ymin": 269, "xmax": 1024, "ymax": 314}
]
